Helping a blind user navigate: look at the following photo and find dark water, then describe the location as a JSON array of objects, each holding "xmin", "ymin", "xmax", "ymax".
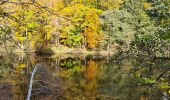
[{"xmin": 0, "ymin": 53, "xmax": 169, "ymax": 100}]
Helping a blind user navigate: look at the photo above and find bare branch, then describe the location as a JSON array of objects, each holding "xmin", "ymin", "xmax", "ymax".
[
  {"xmin": 0, "ymin": 0, "xmax": 9, "ymax": 5},
  {"xmin": 30, "ymin": 0, "xmax": 70, "ymax": 20},
  {"xmin": 1, "ymin": 11, "xmax": 19, "ymax": 22}
]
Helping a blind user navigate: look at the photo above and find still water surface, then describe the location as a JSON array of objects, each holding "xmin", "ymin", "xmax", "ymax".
[{"xmin": 0, "ymin": 53, "xmax": 169, "ymax": 100}]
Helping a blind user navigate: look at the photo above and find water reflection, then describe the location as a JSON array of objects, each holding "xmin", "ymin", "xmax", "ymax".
[{"xmin": 0, "ymin": 53, "xmax": 169, "ymax": 100}]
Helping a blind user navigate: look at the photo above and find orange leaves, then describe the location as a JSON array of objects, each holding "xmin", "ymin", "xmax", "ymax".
[
  {"xmin": 83, "ymin": 9, "xmax": 100, "ymax": 48},
  {"xmin": 60, "ymin": 3, "xmax": 102, "ymax": 48},
  {"xmin": 84, "ymin": 29, "xmax": 98, "ymax": 48},
  {"xmin": 84, "ymin": 60, "xmax": 98, "ymax": 92},
  {"xmin": 84, "ymin": 60, "xmax": 98, "ymax": 81}
]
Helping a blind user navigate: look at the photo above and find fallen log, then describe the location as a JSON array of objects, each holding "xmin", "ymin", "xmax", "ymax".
[{"xmin": 26, "ymin": 64, "xmax": 40, "ymax": 100}]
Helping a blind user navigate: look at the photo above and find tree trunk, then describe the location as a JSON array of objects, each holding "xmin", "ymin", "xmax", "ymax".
[{"xmin": 107, "ymin": 44, "xmax": 110, "ymax": 53}]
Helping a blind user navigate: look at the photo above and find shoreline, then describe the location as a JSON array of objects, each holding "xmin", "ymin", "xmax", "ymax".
[{"xmin": 0, "ymin": 45, "xmax": 116, "ymax": 56}]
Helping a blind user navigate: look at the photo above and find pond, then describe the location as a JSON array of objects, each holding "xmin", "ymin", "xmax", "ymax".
[{"xmin": 0, "ymin": 53, "xmax": 169, "ymax": 100}]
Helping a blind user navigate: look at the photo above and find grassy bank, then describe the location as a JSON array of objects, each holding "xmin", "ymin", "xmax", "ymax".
[{"xmin": 0, "ymin": 45, "xmax": 116, "ymax": 56}]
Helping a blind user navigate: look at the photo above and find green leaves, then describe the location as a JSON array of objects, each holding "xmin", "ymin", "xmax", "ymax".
[
  {"xmin": 158, "ymin": 82, "xmax": 170, "ymax": 89},
  {"xmin": 60, "ymin": 26, "xmax": 82, "ymax": 47},
  {"xmin": 100, "ymin": 9, "xmax": 136, "ymax": 46},
  {"xmin": 146, "ymin": 0, "xmax": 170, "ymax": 40},
  {"xmin": 60, "ymin": 59, "xmax": 81, "ymax": 68},
  {"xmin": 0, "ymin": 25, "xmax": 11, "ymax": 40},
  {"xmin": 140, "ymin": 78, "xmax": 156, "ymax": 85},
  {"xmin": 60, "ymin": 3, "xmax": 102, "ymax": 48}
]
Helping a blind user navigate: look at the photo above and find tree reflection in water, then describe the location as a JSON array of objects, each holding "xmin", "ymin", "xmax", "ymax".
[{"xmin": 0, "ymin": 53, "xmax": 169, "ymax": 100}]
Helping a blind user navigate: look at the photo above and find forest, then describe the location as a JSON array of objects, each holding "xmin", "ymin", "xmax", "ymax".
[
  {"xmin": 0, "ymin": 0, "xmax": 170, "ymax": 100},
  {"xmin": 0, "ymin": 0, "xmax": 169, "ymax": 55}
]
